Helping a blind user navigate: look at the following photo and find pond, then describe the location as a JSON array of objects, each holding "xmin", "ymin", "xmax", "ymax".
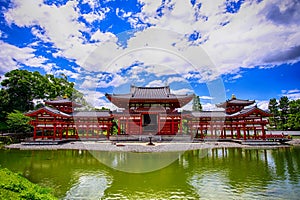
[{"xmin": 0, "ymin": 147, "xmax": 300, "ymax": 199}]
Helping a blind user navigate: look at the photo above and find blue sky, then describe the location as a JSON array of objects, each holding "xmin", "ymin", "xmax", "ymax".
[{"xmin": 0, "ymin": 0, "xmax": 299, "ymax": 110}]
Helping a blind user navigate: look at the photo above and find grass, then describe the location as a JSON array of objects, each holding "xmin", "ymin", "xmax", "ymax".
[{"xmin": 0, "ymin": 167, "xmax": 57, "ymax": 200}]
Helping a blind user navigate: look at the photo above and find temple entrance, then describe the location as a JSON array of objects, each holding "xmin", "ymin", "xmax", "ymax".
[{"xmin": 142, "ymin": 114, "xmax": 158, "ymax": 133}]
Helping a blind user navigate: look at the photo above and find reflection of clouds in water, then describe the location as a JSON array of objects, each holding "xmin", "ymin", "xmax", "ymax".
[
  {"xmin": 178, "ymin": 155, "xmax": 189, "ymax": 169},
  {"xmin": 91, "ymin": 151, "xmax": 183, "ymax": 173},
  {"xmin": 64, "ymin": 174, "xmax": 111, "ymax": 200},
  {"xmin": 189, "ymin": 172, "xmax": 234, "ymax": 200},
  {"xmin": 112, "ymin": 153, "xmax": 126, "ymax": 168}
]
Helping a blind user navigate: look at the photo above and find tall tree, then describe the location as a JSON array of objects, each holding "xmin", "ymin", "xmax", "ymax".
[
  {"xmin": 0, "ymin": 69, "xmax": 87, "ymax": 114},
  {"xmin": 278, "ymin": 96, "xmax": 289, "ymax": 130},
  {"xmin": 287, "ymin": 99, "xmax": 300, "ymax": 130},
  {"xmin": 268, "ymin": 98, "xmax": 279, "ymax": 129},
  {"xmin": 192, "ymin": 95, "xmax": 202, "ymax": 111},
  {"xmin": 6, "ymin": 110, "xmax": 32, "ymax": 133}
]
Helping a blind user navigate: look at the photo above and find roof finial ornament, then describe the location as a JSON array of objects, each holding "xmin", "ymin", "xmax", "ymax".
[{"xmin": 231, "ymin": 94, "xmax": 236, "ymax": 99}]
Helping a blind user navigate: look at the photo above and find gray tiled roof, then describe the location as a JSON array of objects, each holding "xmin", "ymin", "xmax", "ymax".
[
  {"xmin": 108, "ymin": 85, "xmax": 193, "ymax": 99},
  {"xmin": 216, "ymin": 98, "xmax": 255, "ymax": 107},
  {"xmin": 229, "ymin": 106, "xmax": 271, "ymax": 117},
  {"xmin": 189, "ymin": 106, "xmax": 270, "ymax": 118},
  {"xmin": 190, "ymin": 111, "xmax": 227, "ymax": 118},
  {"xmin": 72, "ymin": 111, "xmax": 111, "ymax": 118},
  {"xmin": 25, "ymin": 106, "xmax": 71, "ymax": 117},
  {"xmin": 45, "ymin": 97, "xmax": 82, "ymax": 107}
]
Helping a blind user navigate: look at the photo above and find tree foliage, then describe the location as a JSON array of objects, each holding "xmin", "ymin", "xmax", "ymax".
[
  {"xmin": 0, "ymin": 69, "xmax": 88, "ymax": 112},
  {"xmin": 286, "ymin": 99, "xmax": 300, "ymax": 130},
  {"xmin": 192, "ymin": 95, "xmax": 202, "ymax": 111},
  {"xmin": 268, "ymin": 96, "xmax": 300, "ymax": 131},
  {"xmin": 0, "ymin": 69, "xmax": 89, "ymax": 132},
  {"xmin": 268, "ymin": 98, "xmax": 279, "ymax": 129},
  {"xmin": 279, "ymin": 96, "xmax": 289, "ymax": 130},
  {"xmin": 6, "ymin": 110, "xmax": 32, "ymax": 133},
  {"xmin": 0, "ymin": 70, "xmax": 78, "ymax": 113}
]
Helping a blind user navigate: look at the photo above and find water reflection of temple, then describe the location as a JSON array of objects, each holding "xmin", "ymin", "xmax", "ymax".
[
  {"xmin": 26, "ymin": 85, "xmax": 273, "ymax": 140},
  {"xmin": 1, "ymin": 148, "xmax": 299, "ymax": 199}
]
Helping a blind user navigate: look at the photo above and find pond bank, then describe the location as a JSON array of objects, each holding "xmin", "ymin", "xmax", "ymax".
[
  {"xmin": 6, "ymin": 139, "xmax": 299, "ymax": 152},
  {"xmin": 0, "ymin": 167, "xmax": 57, "ymax": 200}
]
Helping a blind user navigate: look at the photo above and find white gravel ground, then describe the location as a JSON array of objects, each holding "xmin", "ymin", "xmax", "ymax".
[{"xmin": 6, "ymin": 139, "xmax": 297, "ymax": 152}]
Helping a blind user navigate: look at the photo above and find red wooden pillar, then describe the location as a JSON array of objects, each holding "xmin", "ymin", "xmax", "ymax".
[
  {"xmin": 220, "ymin": 127, "xmax": 224, "ymax": 139},
  {"xmin": 53, "ymin": 122, "xmax": 56, "ymax": 141},
  {"xmin": 75, "ymin": 128, "xmax": 79, "ymax": 139},
  {"xmin": 190, "ymin": 121, "xmax": 193, "ymax": 139},
  {"xmin": 247, "ymin": 129, "xmax": 250, "ymax": 139},
  {"xmin": 210, "ymin": 123, "xmax": 213, "ymax": 138},
  {"xmin": 171, "ymin": 117, "xmax": 174, "ymax": 134},
  {"xmin": 33, "ymin": 123, "xmax": 37, "ymax": 141},
  {"xmin": 158, "ymin": 115, "xmax": 160, "ymax": 135},
  {"xmin": 243, "ymin": 123, "xmax": 246, "ymax": 140},
  {"xmin": 139, "ymin": 115, "xmax": 142, "ymax": 134},
  {"xmin": 106, "ymin": 121, "xmax": 110, "ymax": 139},
  {"xmin": 180, "ymin": 117, "xmax": 183, "ymax": 134},
  {"xmin": 59, "ymin": 125, "xmax": 63, "ymax": 140},
  {"xmin": 262, "ymin": 122, "xmax": 266, "ymax": 139},
  {"xmin": 66, "ymin": 125, "xmax": 69, "ymax": 139},
  {"xmin": 42, "ymin": 127, "xmax": 44, "ymax": 140}
]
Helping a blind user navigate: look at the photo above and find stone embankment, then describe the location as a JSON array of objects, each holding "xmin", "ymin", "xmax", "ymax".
[{"xmin": 7, "ymin": 139, "xmax": 298, "ymax": 152}]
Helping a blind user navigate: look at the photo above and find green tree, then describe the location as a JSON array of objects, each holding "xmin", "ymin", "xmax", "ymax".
[
  {"xmin": 1, "ymin": 70, "xmax": 38, "ymax": 112},
  {"xmin": 278, "ymin": 96, "xmax": 289, "ymax": 130},
  {"xmin": 287, "ymin": 99, "xmax": 300, "ymax": 130},
  {"xmin": 0, "ymin": 89, "xmax": 10, "ymax": 119},
  {"xmin": 268, "ymin": 98, "xmax": 279, "ymax": 129},
  {"xmin": 0, "ymin": 69, "xmax": 88, "ymax": 132},
  {"xmin": 0, "ymin": 69, "xmax": 85, "ymax": 113},
  {"xmin": 192, "ymin": 95, "xmax": 202, "ymax": 111},
  {"xmin": 6, "ymin": 110, "xmax": 32, "ymax": 133}
]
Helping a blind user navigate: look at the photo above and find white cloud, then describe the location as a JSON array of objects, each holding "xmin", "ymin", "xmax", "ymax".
[
  {"xmin": 79, "ymin": 89, "xmax": 105, "ymax": 107},
  {"xmin": 90, "ymin": 30, "xmax": 117, "ymax": 42},
  {"xmin": 281, "ymin": 89, "xmax": 300, "ymax": 100},
  {"xmin": 171, "ymin": 88, "xmax": 193, "ymax": 95},
  {"xmin": 82, "ymin": 8, "xmax": 108, "ymax": 24},
  {"xmin": 181, "ymin": 102, "xmax": 224, "ymax": 111},
  {"xmin": 80, "ymin": 73, "xmax": 128, "ymax": 89},
  {"xmin": 202, "ymin": 0, "xmax": 300, "ymax": 74},
  {"xmin": 199, "ymin": 96, "xmax": 213, "ymax": 100},
  {"xmin": 146, "ymin": 80, "xmax": 165, "ymax": 87},
  {"xmin": 133, "ymin": 0, "xmax": 300, "ymax": 77},
  {"xmin": 53, "ymin": 69, "xmax": 81, "ymax": 80},
  {"xmin": 79, "ymin": 75, "xmax": 98, "ymax": 89},
  {"xmin": 5, "ymin": 0, "xmax": 99, "ymax": 69},
  {"xmin": 202, "ymin": 103, "xmax": 216, "ymax": 111},
  {"xmin": 256, "ymin": 100, "xmax": 269, "ymax": 111},
  {"xmin": 0, "ymin": 41, "xmax": 54, "ymax": 74},
  {"xmin": 97, "ymin": 73, "xmax": 128, "ymax": 88},
  {"xmin": 167, "ymin": 76, "xmax": 187, "ymax": 84},
  {"xmin": 3, "ymin": 0, "xmax": 300, "ymax": 95}
]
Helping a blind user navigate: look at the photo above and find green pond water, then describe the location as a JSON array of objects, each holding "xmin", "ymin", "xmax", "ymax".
[{"xmin": 0, "ymin": 147, "xmax": 300, "ymax": 199}]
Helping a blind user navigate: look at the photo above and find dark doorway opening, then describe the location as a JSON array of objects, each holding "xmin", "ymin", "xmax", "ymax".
[{"xmin": 142, "ymin": 114, "xmax": 157, "ymax": 133}]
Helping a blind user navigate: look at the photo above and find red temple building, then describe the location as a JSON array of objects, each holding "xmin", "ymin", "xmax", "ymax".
[
  {"xmin": 25, "ymin": 97, "xmax": 113, "ymax": 140},
  {"xmin": 187, "ymin": 95, "xmax": 272, "ymax": 140},
  {"xmin": 106, "ymin": 85, "xmax": 194, "ymax": 135},
  {"xmin": 25, "ymin": 86, "xmax": 274, "ymax": 141}
]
